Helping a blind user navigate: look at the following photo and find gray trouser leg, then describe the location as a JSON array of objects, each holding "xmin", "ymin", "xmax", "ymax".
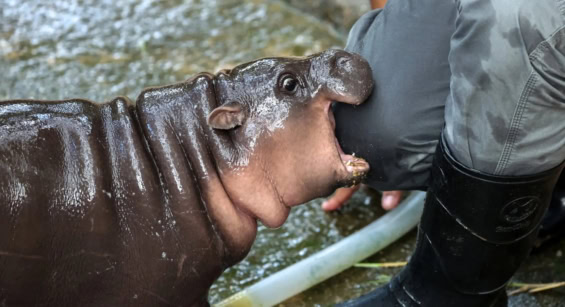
[
  {"xmin": 337, "ymin": 0, "xmax": 565, "ymax": 191},
  {"xmin": 445, "ymin": 0, "xmax": 565, "ymax": 176}
]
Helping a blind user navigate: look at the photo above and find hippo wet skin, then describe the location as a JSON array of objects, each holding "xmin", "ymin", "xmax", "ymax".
[{"xmin": 0, "ymin": 50, "xmax": 373, "ymax": 306}]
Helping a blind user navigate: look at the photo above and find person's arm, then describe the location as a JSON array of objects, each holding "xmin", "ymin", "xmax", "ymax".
[{"xmin": 370, "ymin": 0, "xmax": 387, "ymax": 9}]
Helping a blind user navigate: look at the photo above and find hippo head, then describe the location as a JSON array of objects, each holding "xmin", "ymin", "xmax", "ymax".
[{"xmin": 207, "ymin": 49, "xmax": 373, "ymax": 228}]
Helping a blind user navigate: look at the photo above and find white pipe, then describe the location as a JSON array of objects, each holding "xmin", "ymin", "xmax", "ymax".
[{"xmin": 214, "ymin": 191, "xmax": 426, "ymax": 307}]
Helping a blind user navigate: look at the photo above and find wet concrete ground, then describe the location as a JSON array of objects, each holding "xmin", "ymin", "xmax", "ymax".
[{"xmin": 1, "ymin": 1, "xmax": 563, "ymax": 306}]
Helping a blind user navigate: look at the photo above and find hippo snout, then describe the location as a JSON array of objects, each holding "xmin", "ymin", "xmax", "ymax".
[{"xmin": 311, "ymin": 49, "xmax": 373, "ymax": 105}]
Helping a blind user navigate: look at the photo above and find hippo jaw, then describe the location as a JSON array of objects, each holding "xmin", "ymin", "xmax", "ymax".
[
  {"xmin": 207, "ymin": 50, "xmax": 373, "ymax": 228},
  {"xmin": 301, "ymin": 49, "xmax": 373, "ymax": 188}
]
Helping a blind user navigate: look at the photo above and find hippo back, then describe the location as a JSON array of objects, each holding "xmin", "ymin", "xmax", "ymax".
[{"xmin": 0, "ymin": 94, "xmax": 224, "ymax": 306}]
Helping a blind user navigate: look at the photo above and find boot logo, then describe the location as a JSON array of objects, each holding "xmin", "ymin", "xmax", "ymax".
[{"xmin": 499, "ymin": 196, "xmax": 540, "ymax": 224}]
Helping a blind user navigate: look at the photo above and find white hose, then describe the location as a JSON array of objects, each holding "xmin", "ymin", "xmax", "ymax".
[{"xmin": 214, "ymin": 191, "xmax": 426, "ymax": 307}]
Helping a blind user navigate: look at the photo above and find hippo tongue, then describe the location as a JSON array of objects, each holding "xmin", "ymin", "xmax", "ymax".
[{"xmin": 335, "ymin": 137, "xmax": 370, "ymax": 177}]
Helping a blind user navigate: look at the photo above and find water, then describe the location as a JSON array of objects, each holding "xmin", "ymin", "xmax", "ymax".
[
  {"xmin": 1, "ymin": 1, "xmax": 563, "ymax": 306},
  {"xmin": 209, "ymin": 188, "xmax": 389, "ymax": 305},
  {"xmin": 0, "ymin": 0, "xmax": 343, "ymax": 101}
]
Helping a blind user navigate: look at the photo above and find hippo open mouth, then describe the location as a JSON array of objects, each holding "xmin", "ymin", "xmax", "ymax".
[{"xmin": 327, "ymin": 102, "xmax": 370, "ymax": 185}]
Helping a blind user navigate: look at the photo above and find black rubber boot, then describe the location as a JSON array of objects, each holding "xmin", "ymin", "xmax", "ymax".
[
  {"xmin": 339, "ymin": 139, "xmax": 565, "ymax": 307},
  {"xmin": 536, "ymin": 172, "xmax": 565, "ymax": 248}
]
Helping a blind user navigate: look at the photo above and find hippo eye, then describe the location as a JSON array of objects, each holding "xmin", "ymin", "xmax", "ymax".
[{"xmin": 280, "ymin": 75, "xmax": 299, "ymax": 93}]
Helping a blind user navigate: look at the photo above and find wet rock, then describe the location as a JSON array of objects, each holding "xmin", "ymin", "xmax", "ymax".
[
  {"xmin": 281, "ymin": 0, "xmax": 370, "ymax": 35},
  {"xmin": 509, "ymin": 294, "xmax": 540, "ymax": 307}
]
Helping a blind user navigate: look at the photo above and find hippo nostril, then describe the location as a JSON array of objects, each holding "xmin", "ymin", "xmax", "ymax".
[
  {"xmin": 335, "ymin": 55, "xmax": 353, "ymax": 73},
  {"xmin": 336, "ymin": 56, "xmax": 350, "ymax": 67}
]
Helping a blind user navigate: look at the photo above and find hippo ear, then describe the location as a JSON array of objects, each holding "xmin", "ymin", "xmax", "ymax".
[{"xmin": 207, "ymin": 101, "xmax": 246, "ymax": 130}]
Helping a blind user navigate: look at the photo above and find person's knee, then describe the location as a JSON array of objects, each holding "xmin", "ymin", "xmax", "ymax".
[
  {"xmin": 383, "ymin": 110, "xmax": 441, "ymax": 190},
  {"xmin": 334, "ymin": 99, "xmax": 441, "ymax": 191},
  {"xmin": 338, "ymin": 0, "xmax": 453, "ymax": 190}
]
